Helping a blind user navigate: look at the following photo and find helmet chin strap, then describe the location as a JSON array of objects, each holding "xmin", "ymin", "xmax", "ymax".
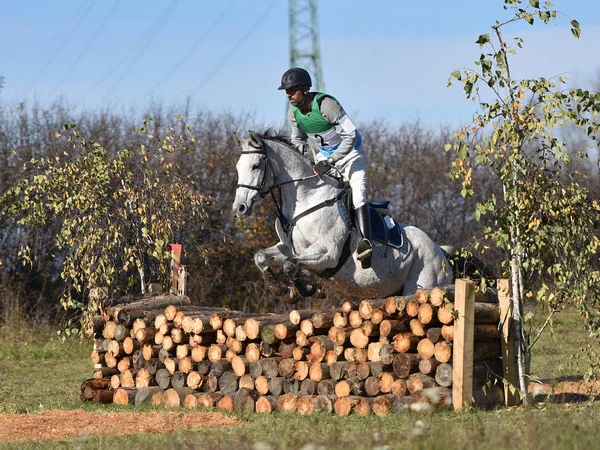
[{"xmin": 299, "ymin": 90, "xmax": 311, "ymax": 112}]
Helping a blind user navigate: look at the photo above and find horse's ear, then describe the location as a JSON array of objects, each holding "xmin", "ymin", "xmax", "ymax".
[
  {"xmin": 232, "ymin": 132, "xmax": 242, "ymax": 147},
  {"xmin": 248, "ymin": 131, "xmax": 262, "ymax": 149}
]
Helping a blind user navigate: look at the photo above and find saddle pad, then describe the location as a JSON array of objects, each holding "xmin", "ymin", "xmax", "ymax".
[
  {"xmin": 370, "ymin": 207, "xmax": 403, "ymax": 249},
  {"xmin": 340, "ymin": 191, "xmax": 403, "ymax": 249}
]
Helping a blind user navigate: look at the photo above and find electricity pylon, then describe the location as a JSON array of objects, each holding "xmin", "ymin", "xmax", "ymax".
[{"xmin": 289, "ymin": 0, "xmax": 324, "ymax": 91}]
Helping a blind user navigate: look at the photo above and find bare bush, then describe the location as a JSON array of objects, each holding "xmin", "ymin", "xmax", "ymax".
[{"xmin": 0, "ymin": 100, "xmax": 546, "ymax": 324}]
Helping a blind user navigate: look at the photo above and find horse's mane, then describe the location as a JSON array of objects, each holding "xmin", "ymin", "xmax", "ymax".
[
  {"xmin": 257, "ymin": 128, "xmax": 294, "ymax": 149},
  {"xmin": 257, "ymin": 128, "xmax": 314, "ymax": 167},
  {"xmin": 256, "ymin": 128, "xmax": 342, "ymax": 193}
]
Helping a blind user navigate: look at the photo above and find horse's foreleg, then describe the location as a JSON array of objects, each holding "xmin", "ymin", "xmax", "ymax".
[
  {"xmin": 275, "ymin": 243, "xmax": 331, "ymax": 298},
  {"xmin": 254, "ymin": 243, "xmax": 293, "ymax": 297},
  {"xmin": 254, "ymin": 242, "xmax": 292, "ymax": 271},
  {"xmin": 283, "ymin": 242, "xmax": 339, "ymax": 277}
]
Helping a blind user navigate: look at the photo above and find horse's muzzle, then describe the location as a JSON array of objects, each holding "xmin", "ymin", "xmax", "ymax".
[{"xmin": 235, "ymin": 202, "xmax": 250, "ymax": 217}]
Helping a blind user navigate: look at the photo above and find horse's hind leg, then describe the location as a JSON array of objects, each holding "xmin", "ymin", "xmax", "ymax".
[{"xmin": 404, "ymin": 254, "xmax": 453, "ymax": 295}]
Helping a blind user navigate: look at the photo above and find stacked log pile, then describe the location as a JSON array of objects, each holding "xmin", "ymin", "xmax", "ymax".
[{"xmin": 82, "ymin": 285, "xmax": 504, "ymax": 415}]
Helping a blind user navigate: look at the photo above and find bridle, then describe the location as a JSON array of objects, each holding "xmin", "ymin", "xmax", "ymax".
[
  {"xmin": 235, "ymin": 143, "xmax": 275, "ymax": 199},
  {"xmin": 235, "ymin": 138, "xmax": 342, "ymax": 232},
  {"xmin": 235, "ymin": 139, "xmax": 318, "ymax": 199}
]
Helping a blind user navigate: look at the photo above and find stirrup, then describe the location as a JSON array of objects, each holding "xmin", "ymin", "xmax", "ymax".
[{"xmin": 356, "ymin": 238, "xmax": 373, "ymax": 261}]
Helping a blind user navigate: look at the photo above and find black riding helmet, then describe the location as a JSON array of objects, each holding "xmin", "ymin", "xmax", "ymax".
[{"xmin": 278, "ymin": 68, "xmax": 312, "ymax": 90}]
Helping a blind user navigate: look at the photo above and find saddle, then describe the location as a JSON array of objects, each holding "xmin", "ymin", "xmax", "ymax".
[{"xmin": 319, "ymin": 188, "xmax": 403, "ymax": 278}]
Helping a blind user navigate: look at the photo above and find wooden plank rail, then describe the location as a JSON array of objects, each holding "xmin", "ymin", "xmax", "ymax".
[{"xmin": 452, "ymin": 279, "xmax": 475, "ymax": 410}]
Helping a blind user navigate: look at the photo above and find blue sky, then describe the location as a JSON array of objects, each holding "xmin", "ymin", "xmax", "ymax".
[{"xmin": 1, "ymin": 0, "xmax": 599, "ymax": 128}]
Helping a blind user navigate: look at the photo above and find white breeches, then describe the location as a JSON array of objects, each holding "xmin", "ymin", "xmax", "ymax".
[{"xmin": 341, "ymin": 155, "xmax": 368, "ymax": 209}]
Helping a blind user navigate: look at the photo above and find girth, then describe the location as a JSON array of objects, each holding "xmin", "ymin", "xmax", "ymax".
[{"xmin": 288, "ymin": 191, "xmax": 343, "ymax": 227}]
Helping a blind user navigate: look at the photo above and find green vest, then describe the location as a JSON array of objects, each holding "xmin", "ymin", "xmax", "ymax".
[{"xmin": 293, "ymin": 93, "xmax": 336, "ymax": 134}]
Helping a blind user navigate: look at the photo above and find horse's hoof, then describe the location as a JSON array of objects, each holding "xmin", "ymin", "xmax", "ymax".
[
  {"xmin": 294, "ymin": 278, "xmax": 317, "ymax": 297},
  {"xmin": 314, "ymin": 288, "xmax": 327, "ymax": 299},
  {"xmin": 283, "ymin": 287, "xmax": 300, "ymax": 304},
  {"xmin": 262, "ymin": 268, "xmax": 289, "ymax": 296},
  {"xmin": 269, "ymin": 284, "xmax": 290, "ymax": 297}
]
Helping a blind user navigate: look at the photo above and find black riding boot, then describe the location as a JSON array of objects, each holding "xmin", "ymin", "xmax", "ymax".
[{"xmin": 354, "ymin": 204, "xmax": 373, "ymax": 268}]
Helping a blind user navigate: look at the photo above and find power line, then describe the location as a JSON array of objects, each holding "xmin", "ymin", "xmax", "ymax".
[
  {"xmin": 53, "ymin": 0, "xmax": 122, "ymax": 92},
  {"xmin": 192, "ymin": 0, "xmax": 278, "ymax": 95},
  {"xmin": 30, "ymin": 0, "xmax": 97, "ymax": 84},
  {"xmin": 85, "ymin": 0, "xmax": 179, "ymax": 96},
  {"xmin": 152, "ymin": 0, "xmax": 238, "ymax": 90},
  {"xmin": 105, "ymin": 0, "xmax": 181, "ymax": 97}
]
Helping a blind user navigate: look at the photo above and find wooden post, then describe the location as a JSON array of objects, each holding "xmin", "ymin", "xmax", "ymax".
[
  {"xmin": 498, "ymin": 279, "xmax": 519, "ymax": 406},
  {"xmin": 452, "ymin": 278, "xmax": 475, "ymax": 410},
  {"xmin": 177, "ymin": 265, "xmax": 188, "ymax": 296},
  {"xmin": 169, "ymin": 244, "xmax": 182, "ymax": 295}
]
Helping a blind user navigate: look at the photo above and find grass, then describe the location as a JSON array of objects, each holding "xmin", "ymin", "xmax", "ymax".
[
  {"xmin": 0, "ymin": 322, "xmax": 91, "ymax": 414},
  {"xmin": 0, "ymin": 309, "xmax": 598, "ymax": 450},
  {"xmin": 528, "ymin": 308, "xmax": 594, "ymax": 381}
]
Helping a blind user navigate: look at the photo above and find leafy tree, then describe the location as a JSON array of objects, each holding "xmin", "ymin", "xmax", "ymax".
[
  {"xmin": 0, "ymin": 117, "xmax": 210, "ymax": 332},
  {"xmin": 447, "ymin": 0, "xmax": 600, "ymax": 401}
]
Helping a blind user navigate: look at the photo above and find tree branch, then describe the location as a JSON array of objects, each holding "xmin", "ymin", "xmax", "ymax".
[{"xmin": 529, "ymin": 306, "xmax": 559, "ymax": 350}]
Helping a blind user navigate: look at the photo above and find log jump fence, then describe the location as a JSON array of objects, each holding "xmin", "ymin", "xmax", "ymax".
[{"xmin": 82, "ymin": 278, "xmax": 518, "ymax": 415}]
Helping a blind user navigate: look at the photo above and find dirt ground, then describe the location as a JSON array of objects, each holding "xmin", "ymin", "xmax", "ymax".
[
  {"xmin": 0, "ymin": 409, "xmax": 240, "ymax": 443},
  {"xmin": 0, "ymin": 379, "xmax": 597, "ymax": 444},
  {"xmin": 529, "ymin": 377, "xmax": 600, "ymax": 402}
]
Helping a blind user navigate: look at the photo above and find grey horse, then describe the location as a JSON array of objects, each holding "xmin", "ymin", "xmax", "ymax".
[{"xmin": 232, "ymin": 130, "xmax": 453, "ymax": 300}]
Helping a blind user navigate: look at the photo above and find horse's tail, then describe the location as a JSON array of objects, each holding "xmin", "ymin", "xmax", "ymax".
[{"xmin": 440, "ymin": 245, "xmax": 496, "ymax": 282}]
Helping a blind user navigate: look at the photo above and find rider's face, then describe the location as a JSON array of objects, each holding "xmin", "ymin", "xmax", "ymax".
[{"xmin": 285, "ymin": 86, "xmax": 309, "ymax": 108}]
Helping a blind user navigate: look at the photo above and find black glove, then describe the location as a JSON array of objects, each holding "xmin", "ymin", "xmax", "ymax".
[{"xmin": 313, "ymin": 160, "xmax": 332, "ymax": 176}]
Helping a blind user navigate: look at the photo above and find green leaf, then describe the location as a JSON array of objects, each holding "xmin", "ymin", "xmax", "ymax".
[
  {"xmin": 475, "ymin": 33, "xmax": 491, "ymax": 46},
  {"xmin": 481, "ymin": 59, "xmax": 492, "ymax": 75},
  {"xmin": 570, "ymin": 19, "xmax": 581, "ymax": 38},
  {"xmin": 523, "ymin": 13, "xmax": 534, "ymax": 25}
]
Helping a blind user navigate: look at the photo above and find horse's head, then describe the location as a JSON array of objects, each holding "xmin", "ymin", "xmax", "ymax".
[{"xmin": 232, "ymin": 131, "xmax": 270, "ymax": 217}]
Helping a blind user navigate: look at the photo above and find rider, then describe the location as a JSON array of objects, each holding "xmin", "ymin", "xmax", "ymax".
[{"xmin": 279, "ymin": 67, "xmax": 373, "ymax": 266}]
